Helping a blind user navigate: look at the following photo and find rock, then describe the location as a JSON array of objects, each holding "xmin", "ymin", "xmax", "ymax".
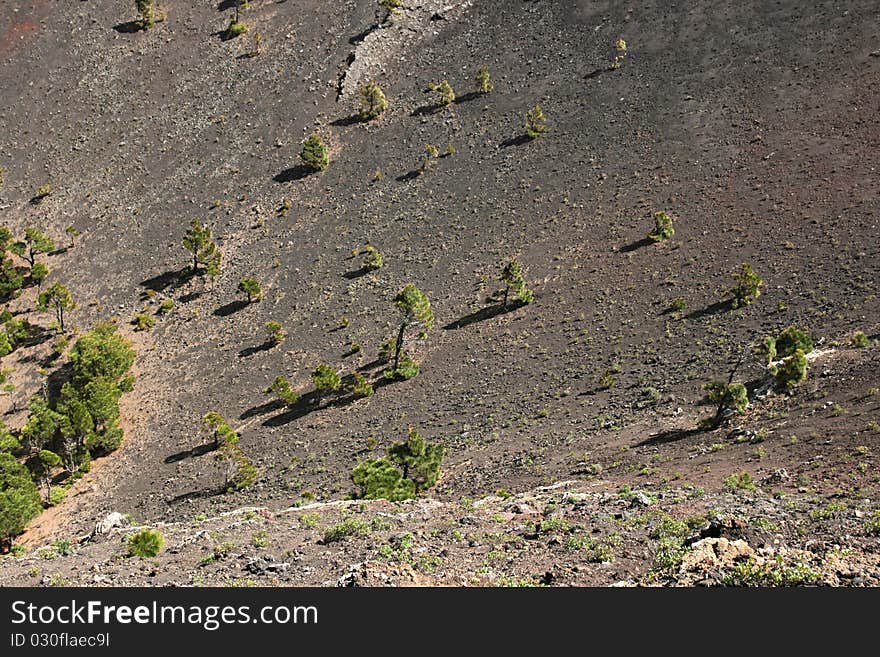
[
  {"xmin": 680, "ymin": 537, "xmax": 757, "ymax": 575},
  {"xmin": 93, "ymin": 512, "xmax": 129, "ymax": 536},
  {"xmin": 630, "ymin": 491, "xmax": 655, "ymax": 507}
]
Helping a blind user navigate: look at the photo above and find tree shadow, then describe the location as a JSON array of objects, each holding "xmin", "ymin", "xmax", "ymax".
[
  {"xmin": 619, "ymin": 237, "xmax": 654, "ymax": 253},
  {"xmin": 164, "ymin": 442, "xmax": 218, "ymax": 465},
  {"xmin": 357, "ymin": 358, "xmax": 386, "ymax": 373},
  {"xmin": 396, "ymin": 169, "xmax": 422, "ymax": 182},
  {"xmin": 217, "ymin": 0, "xmax": 238, "ymax": 10},
  {"xmin": 140, "ymin": 267, "xmax": 193, "ymax": 294},
  {"xmin": 213, "ymin": 299, "xmax": 248, "ymax": 317},
  {"xmin": 45, "ymin": 362, "xmax": 73, "ymax": 400},
  {"xmin": 112, "ymin": 21, "xmax": 143, "ymax": 34},
  {"xmin": 238, "ymin": 340, "xmax": 275, "ymax": 358},
  {"xmin": 684, "ymin": 299, "xmax": 735, "ymax": 321},
  {"xmin": 635, "ymin": 427, "xmax": 703, "ymax": 447},
  {"xmin": 274, "ymin": 165, "xmax": 314, "ymax": 183},
  {"xmin": 500, "ymin": 135, "xmax": 531, "ymax": 149},
  {"xmin": 178, "ymin": 290, "xmax": 203, "ymax": 304},
  {"xmin": 584, "ymin": 67, "xmax": 611, "ymax": 80},
  {"xmin": 444, "ymin": 302, "xmax": 525, "ymax": 330},
  {"xmin": 48, "ymin": 247, "xmax": 69, "ymax": 257},
  {"xmin": 349, "ymin": 24, "xmax": 378, "ymax": 45},
  {"xmin": 28, "ymin": 195, "xmax": 49, "ymax": 206},
  {"xmin": 343, "ymin": 266, "xmax": 369, "ymax": 279},
  {"xmin": 167, "ymin": 487, "xmax": 227, "ymax": 505},
  {"xmin": 262, "ymin": 385, "xmax": 366, "ymax": 427},
  {"xmin": 410, "ymin": 103, "xmax": 445, "ymax": 117},
  {"xmin": 213, "ymin": 28, "xmax": 244, "ymax": 42},
  {"xmin": 454, "ymin": 91, "xmax": 481, "ymax": 104},
  {"xmin": 330, "ymin": 114, "xmax": 369, "ymax": 127},
  {"xmin": 239, "ymin": 398, "xmax": 286, "ymax": 421}
]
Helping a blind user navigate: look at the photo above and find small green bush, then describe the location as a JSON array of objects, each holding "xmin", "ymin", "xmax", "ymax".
[
  {"xmin": 525, "ymin": 105, "xmax": 548, "ymax": 139},
  {"xmin": 128, "ymin": 528, "xmax": 165, "ymax": 557},
  {"xmin": 772, "ymin": 349, "xmax": 807, "ymax": 389},
  {"xmin": 648, "ymin": 211, "xmax": 674, "ymax": 241},
  {"xmin": 852, "ymin": 331, "xmax": 869, "ymax": 348},
  {"xmin": 322, "ymin": 516, "xmax": 371, "ymax": 544},
  {"xmin": 226, "ymin": 20, "xmax": 248, "ymax": 38},
  {"xmin": 301, "ymin": 133, "xmax": 329, "ymax": 172},
  {"xmin": 723, "ymin": 471, "xmax": 756, "ymax": 493},
  {"xmin": 133, "ymin": 314, "xmax": 156, "ymax": 331},
  {"xmin": 729, "ymin": 262, "xmax": 763, "ymax": 308}
]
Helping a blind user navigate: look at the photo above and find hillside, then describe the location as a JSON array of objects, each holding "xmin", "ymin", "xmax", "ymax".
[{"xmin": 0, "ymin": 0, "xmax": 878, "ymax": 586}]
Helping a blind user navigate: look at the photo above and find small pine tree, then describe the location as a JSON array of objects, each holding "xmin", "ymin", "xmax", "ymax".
[
  {"xmin": 203, "ymin": 412, "xmax": 238, "ymax": 448},
  {"xmin": 388, "ymin": 284, "xmax": 434, "ymax": 377},
  {"xmin": 238, "ymin": 277, "xmax": 262, "ymax": 303},
  {"xmin": 648, "ymin": 211, "xmax": 674, "ymax": 241},
  {"xmin": 611, "ymin": 37, "xmax": 627, "ymax": 69},
  {"xmin": 359, "ymin": 81, "xmax": 389, "ymax": 120},
  {"xmin": 420, "ymin": 143, "xmax": 440, "ymax": 174},
  {"xmin": 128, "ymin": 528, "xmax": 164, "ymax": 557},
  {"xmin": 135, "ymin": 0, "xmax": 155, "ymax": 30},
  {"xmin": 362, "ymin": 245, "xmax": 384, "ymax": 271},
  {"xmin": 33, "ymin": 450, "xmax": 62, "ymax": 502},
  {"xmin": 352, "ymin": 458, "xmax": 416, "ymax": 501},
  {"xmin": 265, "ymin": 375, "xmax": 298, "ymax": 405},
  {"xmin": 20, "ymin": 228, "xmax": 55, "ymax": 268},
  {"xmin": 525, "ymin": 105, "xmax": 548, "ymax": 139},
  {"xmin": 773, "ymin": 326, "xmax": 813, "ymax": 359},
  {"xmin": 500, "ymin": 259, "xmax": 534, "ymax": 308},
  {"xmin": 475, "ymin": 65, "xmax": 494, "ymax": 94},
  {"xmin": 64, "ymin": 225, "xmax": 80, "ymax": 249},
  {"xmin": 0, "ymin": 452, "xmax": 42, "ymax": 546},
  {"xmin": 301, "ymin": 133, "xmax": 330, "ymax": 172},
  {"xmin": 311, "ymin": 364, "xmax": 341, "ymax": 405},
  {"xmin": 388, "ymin": 427, "xmax": 444, "ymax": 493},
  {"xmin": 37, "ymin": 282, "xmax": 75, "ymax": 333},
  {"xmin": 266, "ymin": 320, "xmax": 285, "ymax": 345},
  {"xmin": 772, "ymin": 350, "xmax": 808, "ymax": 389},
  {"xmin": 182, "ymin": 219, "xmax": 221, "ymax": 275},
  {"xmin": 729, "ymin": 262, "xmax": 764, "ymax": 308},
  {"xmin": 429, "ymin": 80, "xmax": 456, "ymax": 105},
  {"xmin": 349, "ymin": 372, "xmax": 374, "ymax": 398}
]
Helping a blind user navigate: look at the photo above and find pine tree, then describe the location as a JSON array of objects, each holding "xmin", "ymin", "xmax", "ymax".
[
  {"xmin": 388, "ymin": 427, "xmax": 444, "ymax": 493},
  {"xmin": 266, "ymin": 321, "xmax": 285, "ymax": 345},
  {"xmin": 525, "ymin": 105, "xmax": 548, "ymax": 139},
  {"xmin": 500, "ymin": 260, "xmax": 533, "ymax": 308},
  {"xmin": 359, "ymin": 81, "xmax": 389, "ymax": 120},
  {"xmin": 182, "ymin": 219, "xmax": 221, "ymax": 275},
  {"xmin": 648, "ymin": 211, "xmax": 674, "ymax": 241},
  {"xmin": 389, "ymin": 284, "xmax": 433, "ymax": 376},
  {"xmin": 15, "ymin": 228, "xmax": 55, "ymax": 268},
  {"xmin": 429, "ymin": 80, "xmax": 456, "ymax": 106},
  {"xmin": 729, "ymin": 262, "xmax": 764, "ymax": 308},
  {"xmin": 475, "ymin": 65, "xmax": 494, "ymax": 94},
  {"xmin": 362, "ymin": 245, "xmax": 384, "ymax": 271},
  {"xmin": 265, "ymin": 375, "xmax": 298, "ymax": 405},
  {"xmin": 203, "ymin": 412, "xmax": 238, "ymax": 449},
  {"xmin": 30, "ymin": 262, "xmax": 48, "ymax": 289},
  {"xmin": 0, "ymin": 452, "xmax": 42, "ymax": 546},
  {"xmin": 135, "ymin": 0, "xmax": 155, "ymax": 30},
  {"xmin": 301, "ymin": 133, "xmax": 330, "ymax": 172},
  {"xmin": 311, "ymin": 365, "xmax": 341, "ymax": 405},
  {"xmin": 238, "ymin": 277, "xmax": 262, "ymax": 303},
  {"xmin": 37, "ymin": 282, "xmax": 75, "ymax": 333}
]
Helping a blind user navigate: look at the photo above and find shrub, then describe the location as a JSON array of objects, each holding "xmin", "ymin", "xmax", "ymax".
[
  {"xmin": 773, "ymin": 349, "xmax": 807, "ymax": 389},
  {"xmin": 301, "ymin": 133, "xmax": 329, "ymax": 172},
  {"xmin": 322, "ymin": 516, "xmax": 371, "ymax": 543},
  {"xmin": 358, "ymin": 81, "xmax": 388, "ymax": 120},
  {"xmin": 475, "ymin": 65, "xmax": 494, "ymax": 94},
  {"xmin": 724, "ymin": 471, "xmax": 756, "ymax": 493},
  {"xmin": 383, "ymin": 351, "xmax": 419, "ymax": 381},
  {"xmin": 500, "ymin": 259, "xmax": 533, "ymax": 308},
  {"xmin": 132, "ymin": 314, "xmax": 156, "ymax": 331},
  {"xmin": 0, "ymin": 332, "xmax": 12, "ymax": 357},
  {"xmin": 669, "ymin": 297, "xmax": 686, "ymax": 313},
  {"xmin": 352, "ymin": 459, "xmax": 416, "ymax": 501},
  {"xmin": 419, "ymin": 144, "xmax": 440, "ymax": 173},
  {"xmin": 525, "ymin": 105, "xmax": 548, "ymax": 139},
  {"xmin": 362, "ymin": 245, "xmax": 383, "ymax": 271},
  {"xmin": 312, "ymin": 365, "xmax": 341, "ymax": 404},
  {"xmin": 158, "ymin": 298, "xmax": 174, "ymax": 314},
  {"xmin": 266, "ymin": 320, "xmax": 285, "ymax": 345},
  {"xmin": 238, "ymin": 277, "xmax": 262, "ymax": 303},
  {"xmin": 429, "ymin": 80, "xmax": 455, "ymax": 105},
  {"xmin": 611, "ymin": 37, "xmax": 627, "ymax": 69},
  {"xmin": 852, "ymin": 331, "xmax": 869, "ymax": 348},
  {"xmin": 69, "ymin": 322, "xmax": 136, "ymax": 385},
  {"xmin": 265, "ymin": 375, "xmax": 298, "ymax": 405},
  {"xmin": 30, "ymin": 262, "xmax": 49, "ymax": 288},
  {"xmin": 21, "ymin": 227, "xmax": 54, "ymax": 267},
  {"xmin": 729, "ymin": 262, "xmax": 763, "ymax": 308},
  {"xmin": 203, "ymin": 412, "xmax": 238, "ymax": 448},
  {"xmin": 0, "ymin": 258, "xmax": 24, "ymax": 299},
  {"xmin": 648, "ymin": 211, "xmax": 674, "ymax": 241},
  {"xmin": 128, "ymin": 528, "xmax": 164, "ymax": 557}
]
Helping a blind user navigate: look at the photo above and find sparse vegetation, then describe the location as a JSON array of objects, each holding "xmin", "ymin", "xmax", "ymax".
[
  {"xmin": 429, "ymin": 80, "xmax": 455, "ymax": 106},
  {"xmin": 852, "ymin": 331, "xmax": 869, "ymax": 348},
  {"xmin": 362, "ymin": 245, "xmax": 384, "ymax": 271},
  {"xmin": 266, "ymin": 321, "xmax": 285, "ymax": 345},
  {"xmin": 611, "ymin": 37, "xmax": 628, "ymax": 69},
  {"xmin": 724, "ymin": 471, "xmax": 757, "ymax": 493},
  {"xmin": 348, "ymin": 372, "xmax": 374, "ymax": 398},
  {"xmin": 265, "ymin": 375, "xmax": 298, "ymax": 406},
  {"xmin": 133, "ymin": 313, "xmax": 156, "ymax": 332},
  {"xmin": 135, "ymin": 0, "xmax": 155, "ymax": 30},
  {"xmin": 311, "ymin": 365, "xmax": 341, "ymax": 405}
]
